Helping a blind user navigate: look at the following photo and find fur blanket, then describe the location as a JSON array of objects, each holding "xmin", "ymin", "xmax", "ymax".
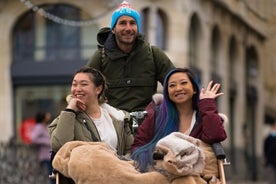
[
  {"xmin": 153, "ymin": 132, "xmax": 205, "ymax": 181},
  {"xmin": 53, "ymin": 139, "xmax": 221, "ymax": 184},
  {"xmin": 52, "ymin": 141, "xmax": 168, "ymax": 184},
  {"xmin": 153, "ymin": 132, "xmax": 221, "ymax": 184}
]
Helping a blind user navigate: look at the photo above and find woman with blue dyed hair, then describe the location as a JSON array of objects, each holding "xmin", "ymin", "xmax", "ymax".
[{"xmin": 131, "ymin": 68, "xmax": 227, "ymax": 172}]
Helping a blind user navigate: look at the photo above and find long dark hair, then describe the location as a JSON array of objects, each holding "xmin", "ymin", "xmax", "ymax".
[{"xmin": 131, "ymin": 68, "xmax": 200, "ymax": 172}]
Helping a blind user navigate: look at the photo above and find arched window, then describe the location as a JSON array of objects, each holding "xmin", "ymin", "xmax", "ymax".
[
  {"xmin": 140, "ymin": 8, "xmax": 149, "ymax": 37},
  {"xmin": 140, "ymin": 7, "xmax": 168, "ymax": 50},
  {"xmin": 12, "ymin": 3, "xmax": 98, "ymax": 85},
  {"xmin": 188, "ymin": 13, "xmax": 201, "ymax": 67},
  {"xmin": 44, "ymin": 4, "xmax": 81, "ymax": 61},
  {"xmin": 188, "ymin": 13, "xmax": 202, "ymax": 82},
  {"xmin": 210, "ymin": 25, "xmax": 221, "ymax": 83},
  {"xmin": 156, "ymin": 8, "xmax": 168, "ymax": 50}
]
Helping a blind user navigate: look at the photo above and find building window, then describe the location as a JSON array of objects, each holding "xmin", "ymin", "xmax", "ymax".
[
  {"xmin": 156, "ymin": 8, "xmax": 168, "ymax": 50},
  {"xmin": 140, "ymin": 7, "xmax": 168, "ymax": 50},
  {"xmin": 246, "ymin": 46, "xmax": 258, "ymax": 88},
  {"xmin": 229, "ymin": 36, "xmax": 238, "ymax": 96},
  {"xmin": 210, "ymin": 25, "xmax": 221, "ymax": 83},
  {"xmin": 140, "ymin": 8, "xmax": 149, "ymax": 37},
  {"xmin": 13, "ymin": 12, "xmax": 35, "ymax": 62},
  {"xmin": 11, "ymin": 4, "xmax": 99, "ymax": 141},
  {"xmin": 12, "ymin": 3, "xmax": 97, "ymax": 64},
  {"xmin": 188, "ymin": 13, "xmax": 201, "ymax": 67},
  {"xmin": 45, "ymin": 4, "xmax": 81, "ymax": 61},
  {"xmin": 188, "ymin": 13, "xmax": 202, "ymax": 82},
  {"xmin": 12, "ymin": 3, "xmax": 98, "ymax": 85}
]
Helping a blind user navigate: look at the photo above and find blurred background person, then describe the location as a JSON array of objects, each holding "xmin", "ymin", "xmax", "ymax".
[
  {"xmin": 31, "ymin": 111, "xmax": 54, "ymax": 184},
  {"xmin": 264, "ymin": 121, "xmax": 276, "ymax": 184}
]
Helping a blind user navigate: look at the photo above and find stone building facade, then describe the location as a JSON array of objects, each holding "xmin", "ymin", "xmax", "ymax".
[{"xmin": 0, "ymin": 0, "xmax": 275, "ymax": 181}]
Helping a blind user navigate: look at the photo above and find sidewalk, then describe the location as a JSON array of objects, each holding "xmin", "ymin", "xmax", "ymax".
[{"xmin": 227, "ymin": 180, "xmax": 268, "ymax": 184}]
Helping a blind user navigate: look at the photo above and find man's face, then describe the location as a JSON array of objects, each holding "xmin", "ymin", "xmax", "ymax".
[{"xmin": 112, "ymin": 16, "xmax": 138, "ymax": 46}]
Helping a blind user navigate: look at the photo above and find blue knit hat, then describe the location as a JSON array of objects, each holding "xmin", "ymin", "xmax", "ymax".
[{"xmin": 110, "ymin": 1, "xmax": 141, "ymax": 32}]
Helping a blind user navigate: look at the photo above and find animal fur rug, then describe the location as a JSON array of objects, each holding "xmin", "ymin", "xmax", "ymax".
[
  {"xmin": 153, "ymin": 132, "xmax": 221, "ymax": 184},
  {"xmin": 53, "ymin": 138, "xmax": 221, "ymax": 184},
  {"xmin": 52, "ymin": 141, "xmax": 168, "ymax": 184}
]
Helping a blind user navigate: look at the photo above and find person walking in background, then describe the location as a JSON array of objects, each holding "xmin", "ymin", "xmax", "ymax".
[
  {"xmin": 87, "ymin": 0, "xmax": 175, "ymax": 112},
  {"xmin": 31, "ymin": 111, "xmax": 54, "ymax": 184},
  {"xmin": 49, "ymin": 66, "xmax": 134, "ymax": 184},
  {"xmin": 131, "ymin": 68, "xmax": 227, "ymax": 172},
  {"xmin": 264, "ymin": 121, "xmax": 276, "ymax": 184}
]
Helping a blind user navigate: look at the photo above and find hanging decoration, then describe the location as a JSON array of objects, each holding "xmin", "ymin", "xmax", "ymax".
[{"xmin": 19, "ymin": 0, "xmax": 121, "ymax": 27}]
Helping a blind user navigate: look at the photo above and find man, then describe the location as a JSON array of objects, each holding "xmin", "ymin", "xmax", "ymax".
[
  {"xmin": 264, "ymin": 121, "xmax": 276, "ymax": 184},
  {"xmin": 87, "ymin": 1, "xmax": 175, "ymax": 112}
]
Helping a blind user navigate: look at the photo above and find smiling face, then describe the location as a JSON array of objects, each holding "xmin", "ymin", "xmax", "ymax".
[
  {"xmin": 167, "ymin": 72, "xmax": 196, "ymax": 105},
  {"xmin": 112, "ymin": 15, "xmax": 138, "ymax": 46},
  {"xmin": 71, "ymin": 73, "xmax": 102, "ymax": 106}
]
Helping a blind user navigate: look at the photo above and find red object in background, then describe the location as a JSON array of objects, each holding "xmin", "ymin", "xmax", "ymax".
[{"xmin": 20, "ymin": 117, "xmax": 35, "ymax": 144}]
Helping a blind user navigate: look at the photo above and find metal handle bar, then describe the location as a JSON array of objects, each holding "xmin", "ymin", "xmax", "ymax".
[
  {"xmin": 129, "ymin": 111, "xmax": 148, "ymax": 119},
  {"xmin": 129, "ymin": 111, "xmax": 148, "ymax": 134}
]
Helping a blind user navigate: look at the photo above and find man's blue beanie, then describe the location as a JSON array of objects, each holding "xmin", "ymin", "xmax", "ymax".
[{"xmin": 110, "ymin": 1, "xmax": 141, "ymax": 32}]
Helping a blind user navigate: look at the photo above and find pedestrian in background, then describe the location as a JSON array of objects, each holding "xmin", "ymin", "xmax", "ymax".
[
  {"xmin": 87, "ymin": 0, "xmax": 175, "ymax": 112},
  {"xmin": 31, "ymin": 111, "xmax": 54, "ymax": 184},
  {"xmin": 264, "ymin": 121, "xmax": 276, "ymax": 184}
]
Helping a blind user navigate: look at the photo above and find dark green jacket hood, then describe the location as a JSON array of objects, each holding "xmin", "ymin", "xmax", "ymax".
[{"xmin": 97, "ymin": 27, "xmax": 112, "ymax": 47}]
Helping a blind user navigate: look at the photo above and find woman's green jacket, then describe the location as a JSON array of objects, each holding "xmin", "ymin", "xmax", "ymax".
[{"xmin": 49, "ymin": 104, "xmax": 134, "ymax": 156}]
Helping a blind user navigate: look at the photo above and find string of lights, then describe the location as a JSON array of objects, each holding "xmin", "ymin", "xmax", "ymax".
[{"xmin": 19, "ymin": 0, "xmax": 121, "ymax": 27}]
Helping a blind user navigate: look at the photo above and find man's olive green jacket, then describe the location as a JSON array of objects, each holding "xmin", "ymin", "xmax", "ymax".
[{"xmin": 87, "ymin": 27, "xmax": 175, "ymax": 112}]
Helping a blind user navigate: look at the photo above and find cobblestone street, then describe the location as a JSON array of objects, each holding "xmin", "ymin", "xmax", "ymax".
[{"xmin": 228, "ymin": 181, "xmax": 268, "ymax": 184}]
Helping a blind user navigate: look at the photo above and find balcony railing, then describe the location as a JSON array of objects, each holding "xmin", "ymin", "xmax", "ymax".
[{"xmin": 0, "ymin": 141, "xmax": 50, "ymax": 184}]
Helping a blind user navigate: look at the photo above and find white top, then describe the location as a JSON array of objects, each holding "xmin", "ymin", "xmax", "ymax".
[
  {"xmin": 101, "ymin": 103, "xmax": 125, "ymax": 121},
  {"xmin": 184, "ymin": 111, "xmax": 197, "ymax": 135},
  {"xmin": 91, "ymin": 106, "xmax": 118, "ymax": 152}
]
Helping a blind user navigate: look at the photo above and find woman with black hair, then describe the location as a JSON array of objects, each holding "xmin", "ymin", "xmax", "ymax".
[
  {"xmin": 49, "ymin": 67, "xmax": 134, "ymax": 184},
  {"xmin": 131, "ymin": 68, "xmax": 227, "ymax": 172},
  {"xmin": 49, "ymin": 66, "xmax": 133, "ymax": 156}
]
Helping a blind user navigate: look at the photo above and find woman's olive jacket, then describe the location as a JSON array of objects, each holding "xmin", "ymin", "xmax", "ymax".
[{"xmin": 49, "ymin": 104, "xmax": 134, "ymax": 156}]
